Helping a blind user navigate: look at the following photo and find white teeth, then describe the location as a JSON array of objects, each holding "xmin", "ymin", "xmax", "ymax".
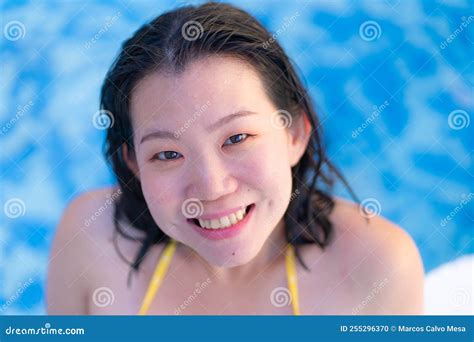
[
  {"xmin": 210, "ymin": 219, "xmax": 220, "ymax": 229},
  {"xmin": 220, "ymin": 216, "xmax": 231, "ymax": 228},
  {"xmin": 197, "ymin": 206, "xmax": 249, "ymax": 229}
]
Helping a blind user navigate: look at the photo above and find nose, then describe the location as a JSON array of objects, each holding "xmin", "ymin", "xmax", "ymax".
[{"xmin": 186, "ymin": 153, "xmax": 238, "ymax": 202}]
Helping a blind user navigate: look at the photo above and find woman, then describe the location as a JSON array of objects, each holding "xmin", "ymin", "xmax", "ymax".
[{"xmin": 46, "ymin": 2, "xmax": 424, "ymax": 315}]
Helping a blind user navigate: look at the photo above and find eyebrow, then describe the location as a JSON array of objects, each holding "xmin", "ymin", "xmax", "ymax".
[{"xmin": 140, "ymin": 110, "xmax": 257, "ymax": 144}]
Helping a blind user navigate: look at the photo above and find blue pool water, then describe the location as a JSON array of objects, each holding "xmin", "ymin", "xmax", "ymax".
[{"xmin": 0, "ymin": 0, "xmax": 472, "ymax": 314}]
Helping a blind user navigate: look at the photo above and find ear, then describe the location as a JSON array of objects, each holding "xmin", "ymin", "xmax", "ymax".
[
  {"xmin": 122, "ymin": 143, "xmax": 140, "ymax": 180},
  {"xmin": 287, "ymin": 112, "xmax": 312, "ymax": 168}
]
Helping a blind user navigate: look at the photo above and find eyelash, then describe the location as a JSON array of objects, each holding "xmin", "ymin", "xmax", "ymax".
[{"xmin": 152, "ymin": 133, "xmax": 253, "ymax": 162}]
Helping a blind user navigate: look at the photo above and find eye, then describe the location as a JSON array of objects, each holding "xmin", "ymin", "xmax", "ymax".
[
  {"xmin": 223, "ymin": 133, "xmax": 249, "ymax": 146},
  {"xmin": 153, "ymin": 151, "xmax": 183, "ymax": 161}
]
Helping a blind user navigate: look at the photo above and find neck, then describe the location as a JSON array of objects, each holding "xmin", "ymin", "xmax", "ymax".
[{"xmin": 178, "ymin": 219, "xmax": 288, "ymax": 284}]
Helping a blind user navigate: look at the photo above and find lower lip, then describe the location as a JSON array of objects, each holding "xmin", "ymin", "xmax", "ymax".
[{"xmin": 190, "ymin": 204, "xmax": 255, "ymax": 240}]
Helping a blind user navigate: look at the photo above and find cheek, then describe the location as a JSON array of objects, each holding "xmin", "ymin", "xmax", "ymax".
[
  {"xmin": 139, "ymin": 172, "xmax": 187, "ymax": 239},
  {"xmin": 239, "ymin": 139, "xmax": 293, "ymax": 204},
  {"xmin": 139, "ymin": 169, "xmax": 180, "ymax": 219}
]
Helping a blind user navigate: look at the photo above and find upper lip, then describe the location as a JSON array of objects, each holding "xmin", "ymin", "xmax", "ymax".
[{"xmin": 191, "ymin": 204, "xmax": 252, "ymax": 220}]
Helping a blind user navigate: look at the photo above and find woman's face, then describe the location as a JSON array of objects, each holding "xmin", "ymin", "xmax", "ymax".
[{"xmin": 127, "ymin": 56, "xmax": 309, "ymax": 267}]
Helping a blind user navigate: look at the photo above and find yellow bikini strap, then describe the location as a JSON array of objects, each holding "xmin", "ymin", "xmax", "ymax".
[
  {"xmin": 285, "ymin": 243, "xmax": 301, "ymax": 315},
  {"xmin": 138, "ymin": 239, "xmax": 177, "ymax": 315},
  {"xmin": 139, "ymin": 240, "xmax": 299, "ymax": 315}
]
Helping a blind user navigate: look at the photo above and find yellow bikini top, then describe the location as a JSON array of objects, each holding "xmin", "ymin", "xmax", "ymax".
[{"xmin": 138, "ymin": 239, "xmax": 301, "ymax": 315}]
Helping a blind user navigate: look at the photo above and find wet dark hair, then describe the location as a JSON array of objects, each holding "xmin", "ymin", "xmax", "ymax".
[{"xmin": 100, "ymin": 2, "xmax": 358, "ymax": 285}]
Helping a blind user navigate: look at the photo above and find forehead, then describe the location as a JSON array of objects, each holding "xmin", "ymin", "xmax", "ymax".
[{"xmin": 129, "ymin": 56, "xmax": 271, "ymax": 129}]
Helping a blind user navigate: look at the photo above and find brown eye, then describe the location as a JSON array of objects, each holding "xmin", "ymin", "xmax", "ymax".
[
  {"xmin": 155, "ymin": 151, "xmax": 182, "ymax": 161},
  {"xmin": 223, "ymin": 133, "xmax": 248, "ymax": 146}
]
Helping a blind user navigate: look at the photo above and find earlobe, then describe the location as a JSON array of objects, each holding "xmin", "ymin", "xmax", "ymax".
[
  {"xmin": 288, "ymin": 112, "xmax": 312, "ymax": 167},
  {"xmin": 302, "ymin": 112, "xmax": 312, "ymax": 135},
  {"xmin": 122, "ymin": 143, "xmax": 140, "ymax": 180}
]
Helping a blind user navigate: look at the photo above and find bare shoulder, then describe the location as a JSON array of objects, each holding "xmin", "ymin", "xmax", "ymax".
[
  {"xmin": 333, "ymin": 197, "xmax": 422, "ymax": 258},
  {"xmin": 301, "ymin": 197, "xmax": 424, "ymax": 314},
  {"xmin": 46, "ymin": 186, "xmax": 146, "ymax": 314},
  {"xmin": 329, "ymin": 197, "xmax": 419, "ymax": 250},
  {"xmin": 49, "ymin": 186, "xmax": 127, "ymax": 260}
]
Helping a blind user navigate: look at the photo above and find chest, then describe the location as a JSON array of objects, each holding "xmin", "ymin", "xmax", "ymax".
[{"xmin": 86, "ymin": 251, "xmax": 361, "ymax": 315}]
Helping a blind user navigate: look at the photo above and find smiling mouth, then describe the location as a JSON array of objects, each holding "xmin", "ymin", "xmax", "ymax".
[{"xmin": 188, "ymin": 204, "xmax": 253, "ymax": 230}]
